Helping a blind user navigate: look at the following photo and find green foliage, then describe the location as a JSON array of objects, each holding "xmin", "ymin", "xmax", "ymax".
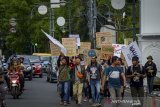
[{"xmin": 0, "ymin": 0, "xmax": 140, "ymax": 57}]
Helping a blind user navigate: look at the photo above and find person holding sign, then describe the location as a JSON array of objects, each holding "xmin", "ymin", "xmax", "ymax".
[
  {"xmin": 71, "ymin": 56, "xmax": 86, "ymax": 105},
  {"xmin": 58, "ymin": 56, "xmax": 71, "ymax": 106},
  {"xmin": 102, "ymin": 56, "xmax": 126, "ymax": 107},
  {"xmin": 86, "ymin": 56, "xmax": 102, "ymax": 107}
]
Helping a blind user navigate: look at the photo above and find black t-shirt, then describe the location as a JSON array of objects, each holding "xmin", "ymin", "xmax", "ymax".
[
  {"xmin": 145, "ymin": 62, "xmax": 157, "ymax": 77},
  {"xmin": 126, "ymin": 65, "xmax": 146, "ymax": 87}
]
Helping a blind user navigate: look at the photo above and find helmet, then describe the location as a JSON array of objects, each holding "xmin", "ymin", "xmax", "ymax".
[{"xmin": 76, "ymin": 71, "xmax": 83, "ymax": 79}]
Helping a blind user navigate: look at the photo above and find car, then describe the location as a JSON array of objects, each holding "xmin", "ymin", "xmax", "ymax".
[
  {"xmin": 22, "ymin": 57, "xmax": 33, "ymax": 81},
  {"xmin": 32, "ymin": 62, "xmax": 43, "ymax": 78},
  {"xmin": 40, "ymin": 56, "xmax": 52, "ymax": 73},
  {"xmin": 26, "ymin": 55, "xmax": 43, "ymax": 78},
  {"xmin": 46, "ymin": 56, "xmax": 58, "ymax": 83}
]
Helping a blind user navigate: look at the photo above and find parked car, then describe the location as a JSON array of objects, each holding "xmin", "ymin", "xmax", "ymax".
[
  {"xmin": 32, "ymin": 62, "xmax": 43, "ymax": 78},
  {"xmin": 40, "ymin": 56, "xmax": 52, "ymax": 73},
  {"xmin": 46, "ymin": 56, "xmax": 58, "ymax": 83},
  {"xmin": 26, "ymin": 55, "xmax": 43, "ymax": 78}
]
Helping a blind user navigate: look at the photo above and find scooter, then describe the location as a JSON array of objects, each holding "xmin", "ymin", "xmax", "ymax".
[{"xmin": 8, "ymin": 72, "xmax": 21, "ymax": 99}]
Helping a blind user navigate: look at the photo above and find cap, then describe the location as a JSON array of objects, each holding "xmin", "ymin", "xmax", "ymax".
[{"xmin": 147, "ymin": 55, "xmax": 153, "ymax": 60}]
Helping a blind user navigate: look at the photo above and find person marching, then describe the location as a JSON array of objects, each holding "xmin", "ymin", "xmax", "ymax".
[
  {"xmin": 58, "ymin": 56, "xmax": 71, "ymax": 106},
  {"xmin": 117, "ymin": 58, "xmax": 126, "ymax": 99},
  {"xmin": 126, "ymin": 56, "xmax": 146, "ymax": 106},
  {"xmin": 144, "ymin": 55, "xmax": 157, "ymax": 95},
  {"xmin": 86, "ymin": 56, "xmax": 103, "ymax": 107},
  {"xmin": 71, "ymin": 56, "xmax": 86, "ymax": 105},
  {"xmin": 102, "ymin": 56, "xmax": 126, "ymax": 107}
]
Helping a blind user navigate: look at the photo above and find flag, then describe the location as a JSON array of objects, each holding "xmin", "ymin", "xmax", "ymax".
[{"xmin": 41, "ymin": 29, "xmax": 67, "ymax": 55}]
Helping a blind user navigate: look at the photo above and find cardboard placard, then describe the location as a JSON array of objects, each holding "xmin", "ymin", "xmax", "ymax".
[
  {"xmin": 79, "ymin": 42, "xmax": 91, "ymax": 54},
  {"xmin": 50, "ymin": 42, "xmax": 60, "ymax": 56},
  {"xmin": 100, "ymin": 44, "xmax": 114, "ymax": 60},
  {"xmin": 96, "ymin": 32, "xmax": 112, "ymax": 48},
  {"xmin": 62, "ymin": 38, "xmax": 77, "ymax": 56}
]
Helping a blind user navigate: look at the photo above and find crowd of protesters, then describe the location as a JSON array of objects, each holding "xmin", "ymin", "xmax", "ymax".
[{"xmin": 57, "ymin": 53, "xmax": 157, "ymax": 107}]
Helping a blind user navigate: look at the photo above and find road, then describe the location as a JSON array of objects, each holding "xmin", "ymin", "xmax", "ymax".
[{"xmin": 5, "ymin": 75, "xmax": 160, "ymax": 107}]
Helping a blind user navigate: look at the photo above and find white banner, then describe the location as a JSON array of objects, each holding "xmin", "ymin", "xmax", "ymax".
[
  {"xmin": 122, "ymin": 41, "xmax": 142, "ymax": 66},
  {"xmin": 112, "ymin": 44, "xmax": 126, "ymax": 57},
  {"xmin": 41, "ymin": 30, "xmax": 67, "ymax": 55}
]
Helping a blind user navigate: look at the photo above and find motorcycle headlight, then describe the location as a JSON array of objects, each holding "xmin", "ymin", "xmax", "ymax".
[{"xmin": 12, "ymin": 80, "xmax": 17, "ymax": 84}]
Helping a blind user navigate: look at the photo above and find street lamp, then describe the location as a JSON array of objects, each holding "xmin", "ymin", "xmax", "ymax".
[
  {"xmin": 30, "ymin": 0, "xmax": 66, "ymax": 37},
  {"xmin": 104, "ymin": 4, "xmax": 112, "ymax": 23}
]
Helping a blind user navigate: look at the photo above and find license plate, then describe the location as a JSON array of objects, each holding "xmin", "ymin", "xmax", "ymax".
[{"xmin": 12, "ymin": 84, "xmax": 17, "ymax": 87}]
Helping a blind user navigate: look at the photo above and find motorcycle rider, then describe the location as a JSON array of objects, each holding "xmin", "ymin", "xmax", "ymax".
[
  {"xmin": 17, "ymin": 58, "xmax": 25, "ymax": 92},
  {"xmin": 6, "ymin": 58, "xmax": 24, "ymax": 92}
]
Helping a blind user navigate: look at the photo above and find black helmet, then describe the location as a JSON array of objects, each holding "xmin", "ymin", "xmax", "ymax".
[{"xmin": 132, "ymin": 56, "xmax": 139, "ymax": 61}]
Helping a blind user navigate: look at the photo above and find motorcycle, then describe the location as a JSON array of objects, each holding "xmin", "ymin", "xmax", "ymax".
[{"xmin": 8, "ymin": 71, "xmax": 21, "ymax": 99}]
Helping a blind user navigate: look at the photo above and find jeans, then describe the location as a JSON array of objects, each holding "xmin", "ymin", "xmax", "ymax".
[
  {"xmin": 90, "ymin": 80, "xmax": 100, "ymax": 103},
  {"xmin": 147, "ymin": 77, "xmax": 154, "ymax": 94},
  {"xmin": 59, "ymin": 81, "xmax": 70, "ymax": 102}
]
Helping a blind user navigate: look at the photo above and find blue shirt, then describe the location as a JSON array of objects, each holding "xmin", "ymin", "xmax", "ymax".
[{"xmin": 104, "ymin": 66, "xmax": 122, "ymax": 88}]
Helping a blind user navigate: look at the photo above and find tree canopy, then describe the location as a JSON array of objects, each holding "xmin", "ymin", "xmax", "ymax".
[{"xmin": 0, "ymin": 0, "xmax": 140, "ymax": 58}]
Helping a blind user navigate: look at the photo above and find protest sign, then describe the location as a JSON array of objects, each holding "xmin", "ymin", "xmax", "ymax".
[
  {"xmin": 96, "ymin": 32, "xmax": 112, "ymax": 48},
  {"xmin": 100, "ymin": 44, "xmax": 114, "ymax": 60},
  {"xmin": 50, "ymin": 42, "xmax": 60, "ymax": 56},
  {"xmin": 69, "ymin": 34, "xmax": 80, "ymax": 47},
  {"xmin": 79, "ymin": 42, "xmax": 91, "ymax": 54},
  {"xmin": 112, "ymin": 44, "xmax": 126, "ymax": 57},
  {"xmin": 62, "ymin": 38, "xmax": 77, "ymax": 56},
  {"xmin": 122, "ymin": 41, "xmax": 142, "ymax": 66}
]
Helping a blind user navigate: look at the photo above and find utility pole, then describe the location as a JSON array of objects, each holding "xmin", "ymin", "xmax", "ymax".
[
  {"xmin": 68, "ymin": 0, "xmax": 71, "ymax": 34},
  {"xmin": 132, "ymin": 0, "xmax": 136, "ymax": 41},
  {"xmin": 93, "ymin": 0, "xmax": 97, "ymax": 49}
]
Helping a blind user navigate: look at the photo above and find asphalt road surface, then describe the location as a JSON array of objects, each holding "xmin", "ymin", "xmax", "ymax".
[{"xmin": 5, "ymin": 75, "xmax": 160, "ymax": 107}]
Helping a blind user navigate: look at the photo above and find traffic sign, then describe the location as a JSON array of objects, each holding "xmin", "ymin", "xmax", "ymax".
[{"xmin": 88, "ymin": 49, "xmax": 96, "ymax": 57}]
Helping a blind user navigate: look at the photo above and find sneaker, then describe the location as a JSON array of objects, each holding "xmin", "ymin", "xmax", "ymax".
[
  {"xmin": 96, "ymin": 103, "xmax": 101, "ymax": 106},
  {"xmin": 83, "ymin": 97, "xmax": 88, "ymax": 102},
  {"xmin": 92, "ymin": 103, "xmax": 97, "ymax": 107},
  {"xmin": 64, "ymin": 102, "xmax": 68, "ymax": 106}
]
